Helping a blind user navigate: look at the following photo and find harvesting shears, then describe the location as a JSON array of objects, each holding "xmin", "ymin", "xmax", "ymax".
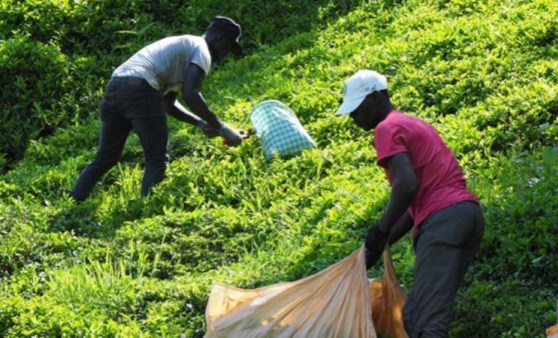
[{"xmin": 223, "ymin": 127, "xmax": 255, "ymax": 146}]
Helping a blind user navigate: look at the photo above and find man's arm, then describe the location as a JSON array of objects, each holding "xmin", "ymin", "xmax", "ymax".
[
  {"xmin": 377, "ymin": 152, "xmax": 418, "ymax": 234},
  {"xmin": 387, "ymin": 210, "xmax": 413, "ymax": 246},
  {"xmin": 364, "ymin": 152, "xmax": 418, "ymax": 268},
  {"xmin": 164, "ymin": 92, "xmax": 204, "ymax": 126},
  {"xmin": 181, "ymin": 63, "xmax": 222, "ymax": 129}
]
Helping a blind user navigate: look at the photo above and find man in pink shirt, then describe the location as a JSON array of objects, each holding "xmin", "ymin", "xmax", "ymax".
[{"xmin": 336, "ymin": 70, "xmax": 485, "ymax": 337}]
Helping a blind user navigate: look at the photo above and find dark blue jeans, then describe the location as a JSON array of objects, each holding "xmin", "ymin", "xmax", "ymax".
[
  {"xmin": 403, "ymin": 201, "xmax": 485, "ymax": 338},
  {"xmin": 70, "ymin": 77, "xmax": 169, "ymax": 200}
]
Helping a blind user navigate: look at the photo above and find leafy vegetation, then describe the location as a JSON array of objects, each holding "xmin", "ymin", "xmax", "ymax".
[{"xmin": 1, "ymin": 0, "xmax": 557, "ymax": 336}]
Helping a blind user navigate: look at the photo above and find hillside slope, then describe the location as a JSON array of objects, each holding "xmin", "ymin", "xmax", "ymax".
[{"xmin": 1, "ymin": 0, "xmax": 557, "ymax": 336}]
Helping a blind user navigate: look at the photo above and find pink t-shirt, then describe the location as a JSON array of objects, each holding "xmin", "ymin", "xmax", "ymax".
[{"xmin": 374, "ymin": 110, "xmax": 478, "ymax": 228}]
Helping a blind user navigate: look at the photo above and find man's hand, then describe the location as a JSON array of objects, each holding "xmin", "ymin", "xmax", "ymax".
[
  {"xmin": 218, "ymin": 123, "xmax": 243, "ymax": 147},
  {"xmin": 364, "ymin": 225, "xmax": 389, "ymax": 269},
  {"xmin": 196, "ymin": 120, "xmax": 219, "ymax": 138}
]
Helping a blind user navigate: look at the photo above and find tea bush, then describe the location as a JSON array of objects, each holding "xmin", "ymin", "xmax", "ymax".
[
  {"xmin": 0, "ymin": 36, "xmax": 71, "ymax": 167},
  {"xmin": 475, "ymin": 148, "xmax": 558, "ymax": 284},
  {"xmin": 1, "ymin": 0, "xmax": 557, "ymax": 336}
]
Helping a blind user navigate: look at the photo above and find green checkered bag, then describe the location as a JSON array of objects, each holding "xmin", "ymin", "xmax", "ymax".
[{"xmin": 250, "ymin": 100, "xmax": 316, "ymax": 160}]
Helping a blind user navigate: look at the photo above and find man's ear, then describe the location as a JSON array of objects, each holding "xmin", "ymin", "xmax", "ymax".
[{"xmin": 362, "ymin": 93, "xmax": 374, "ymax": 106}]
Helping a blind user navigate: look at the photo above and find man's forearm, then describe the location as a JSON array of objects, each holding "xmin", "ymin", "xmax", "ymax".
[
  {"xmin": 376, "ymin": 153, "xmax": 419, "ymax": 234},
  {"xmin": 377, "ymin": 179, "xmax": 416, "ymax": 233},
  {"xmin": 388, "ymin": 211, "xmax": 413, "ymax": 245},
  {"xmin": 183, "ymin": 92, "xmax": 221, "ymax": 128},
  {"xmin": 166, "ymin": 100, "xmax": 201, "ymax": 125}
]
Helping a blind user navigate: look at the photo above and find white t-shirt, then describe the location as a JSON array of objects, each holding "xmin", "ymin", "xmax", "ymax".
[{"xmin": 112, "ymin": 35, "xmax": 211, "ymax": 95}]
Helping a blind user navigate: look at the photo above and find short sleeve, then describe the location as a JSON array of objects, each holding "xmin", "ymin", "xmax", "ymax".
[
  {"xmin": 374, "ymin": 122, "xmax": 408, "ymax": 167},
  {"xmin": 190, "ymin": 45, "xmax": 211, "ymax": 76}
]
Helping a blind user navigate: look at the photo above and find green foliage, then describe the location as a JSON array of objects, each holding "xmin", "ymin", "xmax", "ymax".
[
  {"xmin": 0, "ymin": 35, "xmax": 70, "ymax": 167},
  {"xmin": 181, "ymin": 0, "xmax": 346, "ymax": 50},
  {"xmin": 1, "ymin": 0, "xmax": 557, "ymax": 336},
  {"xmin": 474, "ymin": 148, "xmax": 558, "ymax": 285},
  {"xmin": 452, "ymin": 279, "xmax": 557, "ymax": 337},
  {"xmin": 448, "ymin": 147, "xmax": 558, "ymax": 336}
]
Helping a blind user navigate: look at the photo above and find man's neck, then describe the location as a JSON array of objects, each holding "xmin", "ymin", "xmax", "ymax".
[{"xmin": 379, "ymin": 104, "xmax": 396, "ymax": 121}]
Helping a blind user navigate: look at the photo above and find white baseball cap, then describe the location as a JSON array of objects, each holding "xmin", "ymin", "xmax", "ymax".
[{"xmin": 335, "ymin": 70, "xmax": 388, "ymax": 116}]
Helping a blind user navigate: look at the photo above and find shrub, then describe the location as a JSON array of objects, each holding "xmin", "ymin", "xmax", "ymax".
[{"xmin": 0, "ymin": 36, "xmax": 72, "ymax": 168}]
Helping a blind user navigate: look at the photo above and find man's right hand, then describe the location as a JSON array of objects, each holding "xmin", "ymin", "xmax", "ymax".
[
  {"xmin": 364, "ymin": 225, "xmax": 389, "ymax": 269},
  {"xmin": 196, "ymin": 120, "xmax": 220, "ymax": 138},
  {"xmin": 218, "ymin": 123, "xmax": 243, "ymax": 147}
]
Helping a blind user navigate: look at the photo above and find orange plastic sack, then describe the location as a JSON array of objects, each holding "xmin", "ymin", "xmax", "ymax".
[
  {"xmin": 369, "ymin": 246, "xmax": 408, "ymax": 338},
  {"xmin": 205, "ymin": 247, "xmax": 406, "ymax": 338}
]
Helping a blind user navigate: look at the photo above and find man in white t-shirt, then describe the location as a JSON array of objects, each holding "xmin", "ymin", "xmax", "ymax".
[{"xmin": 70, "ymin": 16, "xmax": 245, "ymax": 201}]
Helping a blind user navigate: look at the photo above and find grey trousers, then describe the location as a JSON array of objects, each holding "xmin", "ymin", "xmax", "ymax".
[{"xmin": 403, "ymin": 201, "xmax": 485, "ymax": 338}]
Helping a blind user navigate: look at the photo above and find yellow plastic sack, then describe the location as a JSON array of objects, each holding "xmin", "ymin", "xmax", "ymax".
[
  {"xmin": 548, "ymin": 323, "xmax": 558, "ymax": 338},
  {"xmin": 369, "ymin": 246, "xmax": 408, "ymax": 338},
  {"xmin": 205, "ymin": 247, "xmax": 406, "ymax": 338}
]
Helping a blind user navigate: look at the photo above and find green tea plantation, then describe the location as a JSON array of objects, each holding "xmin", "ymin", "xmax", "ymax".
[{"xmin": 0, "ymin": 0, "xmax": 557, "ymax": 336}]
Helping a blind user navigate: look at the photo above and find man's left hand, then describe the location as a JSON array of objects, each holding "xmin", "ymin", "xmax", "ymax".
[{"xmin": 364, "ymin": 225, "xmax": 389, "ymax": 269}]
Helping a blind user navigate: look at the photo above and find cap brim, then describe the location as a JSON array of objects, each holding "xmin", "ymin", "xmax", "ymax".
[
  {"xmin": 231, "ymin": 42, "xmax": 243, "ymax": 57},
  {"xmin": 335, "ymin": 96, "xmax": 365, "ymax": 116}
]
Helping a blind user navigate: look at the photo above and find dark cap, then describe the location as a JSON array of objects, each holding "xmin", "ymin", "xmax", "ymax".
[{"xmin": 208, "ymin": 16, "xmax": 243, "ymax": 56}]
